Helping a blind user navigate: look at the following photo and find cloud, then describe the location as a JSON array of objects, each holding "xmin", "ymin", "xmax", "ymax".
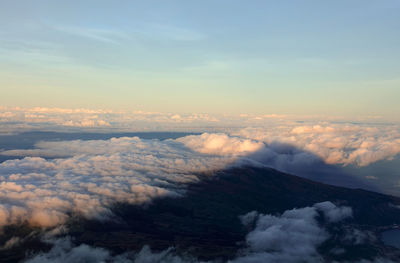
[
  {"xmin": 1, "ymin": 107, "xmax": 400, "ymax": 228},
  {"xmin": 0, "ymin": 107, "xmax": 222, "ymax": 132},
  {"xmin": 177, "ymin": 133, "xmax": 264, "ymax": 155},
  {"xmin": 313, "ymin": 201, "xmax": 352, "ymax": 223},
  {"xmin": 24, "ymin": 237, "xmax": 112, "ymax": 263},
  {"xmin": 0, "ymin": 129, "xmax": 397, "ymax": 228},
  {"xmin": 23, "ymin": 237, "xmax": 200, "ymax": 263},
  {"xmin": 342, "ymin": 228, "xmax": 376, "ymax": 245},
  {"xmin": 0, "ymin": 136, "xmax": 242, "ymax": 228},
  {"xmin": 2, "ymin": 106, "xmax": 399, "ymax": 167},
  {"xmin": 0, "ymin": 127, "xmax": 396, "ymax": 262},
  {"xmin": 232, "ymin": 201, "xmax": 351, "ymax": 263},
  {"xmin": 53, "ymin": 26, "xmax": 130, "ymax": 44},
  {"xmin": 234, "ymin": 124, "xmax": 400, "ymax": 167}
]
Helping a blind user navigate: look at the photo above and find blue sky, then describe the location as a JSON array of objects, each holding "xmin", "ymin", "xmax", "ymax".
[{"xmin": 0, "ymin": 0, "xmax": 399, "ymax": 120}]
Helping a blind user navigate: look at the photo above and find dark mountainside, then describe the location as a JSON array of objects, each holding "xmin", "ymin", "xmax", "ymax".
[{"xmin": 2, "ymin": 166, "xmax": 400, "ymax": 262}]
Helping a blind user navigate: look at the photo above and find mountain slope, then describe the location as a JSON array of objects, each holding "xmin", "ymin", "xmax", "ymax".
[{"xmin": 72, "ymin": 166, "xmax": 400, "ymax": 261}]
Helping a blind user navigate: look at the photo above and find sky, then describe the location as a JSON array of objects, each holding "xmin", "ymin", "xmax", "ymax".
[{"xmin": 0, "ymin": 1, "xmax": 399, "ymax": 120}]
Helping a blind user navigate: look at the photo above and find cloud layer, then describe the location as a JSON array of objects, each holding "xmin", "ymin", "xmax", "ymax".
[
  {"xmin": 0, "ymin": 107, "xmax": 222, "ymax": 133},
  {"xmin": 0, "ymin": 129, "xmax": 399, "ymax": 228},
  {"xmin": 1, "ymin": 107, "xmax": 399, "ymax": 262},
  {"xmin": 234, "ymin": 124, "xmax": 400, "ymax": 167},
  {"xmin": 1, "ymin": 106, "xmax": 399, "ymax": 167},
  {"xmin": 0, "ymin": 136, "xmax": 246, "ymax": 227}
]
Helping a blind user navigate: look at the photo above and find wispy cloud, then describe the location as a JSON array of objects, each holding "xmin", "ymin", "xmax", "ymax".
[
  {"xmin": 52, "ymin": 25, "xmax": 130, "ymax": 44},
  {"xmin": 144, "ymin": 23, "xmax": 206, "ymax": 41},
  {"xmin": 50, "ymin": 22, "xmax": 205, "ymax": 44}
]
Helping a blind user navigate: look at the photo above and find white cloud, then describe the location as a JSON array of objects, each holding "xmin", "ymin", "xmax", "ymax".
[
  {"xmin": 1, "ymin": 107, "xmax": 400, "ymax": 229},
  {"xmin": 0, "ymin": 107, "xmax": 222, "ymax": 132},
  {"xmin": 234, "ymin": 124, "xmax": 400, "ymax": 167},
  {"xmin": 0, "ymin": 136, "xmax": 242, "ymax": 228},
  {"xmin": 0, "ymin": 128, "xmax": 398, "ymax": 228},
  {"xmin": 232, "ymin": 201, "xmax": 352, "ymax": 263},
  {"xmin": 177, "ymin": 133, "xmax": 264, "ymax": 155},
  {"xmin": 2, "ymin": 106, "xmax": 399, "ymax": 167}
]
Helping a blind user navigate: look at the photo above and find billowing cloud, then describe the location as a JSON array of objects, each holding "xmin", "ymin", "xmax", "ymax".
[
  {"xmin": 0, "ymin": 129, "xmax": 398, "ymax": 228},
  {"xmin": 2, "ymin": 105, "xmax": 400, "ymax": 168},
  {"xmin": 177, "ymin": 133, "xmax": 265, "ymax": 155},
  {"xmin": 233, "ymin": 202, "xmax": 352, "ymax": 263},
  {"xmin": 313, "ymin": 201, "xmax": 353, "ymax": 223},
  {"xmin": 2, "ymin": 106, "xmax": 399, "ymax": 167},
  {"xmin": 234, "ymin": 124, "xmax": 400, "ymax": 167},
  {"xmin": 0, "ymin": 136, "xmax": 247, "ymax": 228}
]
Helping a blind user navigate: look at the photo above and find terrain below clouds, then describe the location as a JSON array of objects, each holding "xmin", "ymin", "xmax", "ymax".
[{"xmin": 3, "ymin": 166, "xmax": 400, "ymax": 263}]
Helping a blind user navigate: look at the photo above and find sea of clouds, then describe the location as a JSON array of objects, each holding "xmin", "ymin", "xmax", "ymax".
[
  {"xmin": 1, "ymin": 107, "xmax": 400, "ymax": 262},
  {"xmin": 1, "ymin": 106, "xmax": 399, "ymax": 168},
  {"xmin": 0, "ymin": 135, "xmax": 235, "ymax": 227},
  {"xmin": 0, "ymin": 129, "xmax": 400, "ymax": 228}
]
